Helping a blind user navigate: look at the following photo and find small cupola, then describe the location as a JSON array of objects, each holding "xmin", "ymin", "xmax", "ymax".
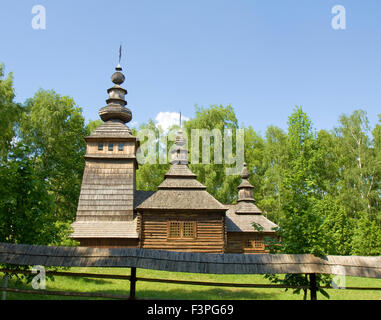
[
  {"xmin": 237, "ymin": 162, "xmax": 255, "ymax": 203},
  {"xmin": 235, "ymin": 162, "xmax": 261, "ymax": 214},
  {"xmin": 98, "ymin": 64, "xmax": 132, "ymax": 123},
  {"xmin": 170, "ymin": 128, "xmax": 188, "ymax": 165}
]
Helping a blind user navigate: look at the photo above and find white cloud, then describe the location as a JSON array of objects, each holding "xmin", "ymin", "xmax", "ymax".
[{"xmin": 155, "ymin": 111, "xmax": 189, "ymax": 132}]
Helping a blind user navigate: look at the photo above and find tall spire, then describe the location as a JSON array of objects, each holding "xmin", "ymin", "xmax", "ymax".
[
  {"xmin": 98, "ymin": 58, "xmax": 132, "ymax": 124},
  {"xmin": 118, "ymin": 44, "xmax": 122, "ymax": 65}
]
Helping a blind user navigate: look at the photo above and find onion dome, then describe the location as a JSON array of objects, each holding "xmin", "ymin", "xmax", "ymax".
[{"xmin": 98, "ymin": 64, "xmax": 132, "ymax": 123}]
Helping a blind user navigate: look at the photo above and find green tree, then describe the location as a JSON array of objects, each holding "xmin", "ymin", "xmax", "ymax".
[
  {"xmin": 19, "ymin": 89, "xmax": 87, "ymax": 221},
  {"xmin": 332, "ymin": 110, "xmax": 381, "ymax": 252},
  {"xmin": 242, "ymin": 125, "xmax": 265, "ymax": 204},
  {"xmin": 370, "ymin": 115, "xmax": 381, "ymax": 222},
  {"xmin": 279, "ymin": 107, "xmax": 324, "ymax": 253},
  {"xmin": 314, "ymin": 196, "xmax": 353, "ymax": 255},
  {"xmin": 334, "ymin": 110, "xmax": 378, "ymax": 216},
  {"xmin": 315, "ymin": 129, "xmax": 341, "ymax": 195},
  {"xmin": 266, "ymin": 106, "xmax": 330, "ymax": 299},
  {"xmin": 351, "ymin": 213, "xmax": 381, "ymax": 255},
  {"xmin": 135, "ymin": 119, "xmax": 170, "ymax": 191},
  {"xmin": 258, "ymin": 126, "xmax": 288, "ymax": 223},
  {"xmin": 0, "ymin": 63, "xmax": 21, "ymax": 159},
  {"xmin": 0, "ymin": 144, "xmax": 62, "ymax": 245}
]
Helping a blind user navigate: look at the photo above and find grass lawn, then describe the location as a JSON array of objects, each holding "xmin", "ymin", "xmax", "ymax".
[{"xmin": 1, "ymin": 268, "xmax": 381, "ymax": 300}]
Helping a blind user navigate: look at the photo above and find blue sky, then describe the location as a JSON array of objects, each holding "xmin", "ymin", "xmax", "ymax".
[{"xmin": 1, "ymin": 0, "xmax": 380, "ymax": 134}]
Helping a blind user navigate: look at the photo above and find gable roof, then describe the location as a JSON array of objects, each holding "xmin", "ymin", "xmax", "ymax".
[
  {"xmin": 136, "ymin": 165, "xmax": 226, "ymax": 211},
  {"xmin": 136, "ymin": 189, "xmax": 226, "ymax": 211}
]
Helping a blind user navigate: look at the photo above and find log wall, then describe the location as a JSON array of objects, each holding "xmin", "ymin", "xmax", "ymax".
[
  {"xmin": 139, "ymin": 211, "xmax": 225, "ymax": 253},
  {"xmin": 226, "ymin": 232, "xmax": 276, "ymax": 254},
  {"xmin": 86, "ymin": 140, "xmax": 136, "ymax": 155},
  {"xmin": 77, "ymin": 238, "xmax": 138, "ymax": 248}
]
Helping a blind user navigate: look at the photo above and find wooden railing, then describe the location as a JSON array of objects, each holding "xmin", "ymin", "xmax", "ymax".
[{"xmin": 1, "ymin": 242, "xmax": 381, "ymax": 300}]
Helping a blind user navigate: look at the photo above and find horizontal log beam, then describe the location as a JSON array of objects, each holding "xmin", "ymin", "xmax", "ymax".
[{"xmin": 1, "ymin": 243, "xmax": 381, "ymax": 278}]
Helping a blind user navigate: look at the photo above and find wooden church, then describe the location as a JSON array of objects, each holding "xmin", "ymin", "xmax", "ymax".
[{"xmin": 70, "ymin": 63, "xmax": 278, "ymax": 253}]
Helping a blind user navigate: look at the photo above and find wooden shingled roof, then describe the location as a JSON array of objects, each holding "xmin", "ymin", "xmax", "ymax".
[
  {"xmin": 74, "ymin": 164, "xmax": 135, "ymax": 222},
  {"xmin": 225, "ymin": 204, "xmax": 278, "ymax": 232},
  {"xmin": 71, "ymin": 220, "xmax": 138, "ymax": 238},
  {"xmin": 72, "ymin": 191, "xmax": 154, "ymax": 239},
  {"xmin": 134, "ymin": 190, "xmax": 155, "ymax": 208},
  {"xmin": 136, "ymin": 189, "xmax": 227, "ymax": 211},
  {"xmin": 86, "ymin": 121, "xmax": 134, "ymax": 140},
  {"xmin": 1, "ymin": 243, "xmax": 381, "ymax": 278}
]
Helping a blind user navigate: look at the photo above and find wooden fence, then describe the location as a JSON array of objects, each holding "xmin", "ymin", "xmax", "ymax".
[{"xmin": 1, "ymin": 242, "xmax": 381, "ymax": 300}]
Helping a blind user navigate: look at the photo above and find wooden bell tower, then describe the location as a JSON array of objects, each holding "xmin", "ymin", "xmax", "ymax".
[{"xmin": 71, "ymin": 63, "xmax": 140, "ymax": 247}]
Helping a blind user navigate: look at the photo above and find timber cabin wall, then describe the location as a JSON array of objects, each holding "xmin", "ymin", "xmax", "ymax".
[
  {"xmin": 225, "ymin": 232, "xmax": 275, "ymax": 254},
  {"xmin": 138, "ymin": 211, "xmax": 225, "ymax": 253},
  {"xmin": 77, "ymin": 238, "xmax": 138, "ymax": 248},
  {"xmin": 86, "ymin": 140, "xmax": 136, "ymax": 156}
]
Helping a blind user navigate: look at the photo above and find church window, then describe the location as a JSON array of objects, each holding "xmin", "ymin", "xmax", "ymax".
[
  {"xmin": 108, "ymin": 143, "xmax": 114, "ymax": 151},
  {"xmin": 244, "ymin": 238, "xmax": 264, "ymax": 250},
  {"xmin": 118, "ymin": 143, "xmax": 124, "ymax": 151},
  {"xmin": 183, "ymin": 221, "xmax": 195, "ymax": 238},
  {"xmin": 254, "ymin": 239, "xmax": 264, "ymax": 249},
  {"xmin": 168, "ymin": 221, "xmax": 196, "ymax": 239},
  {"xmin": 98, "ymin": 142, "xmax": 103, "ymax": 150},
  {"xmin": 169, "ymin": 221, "xmax": 181, "ymax": 238}
]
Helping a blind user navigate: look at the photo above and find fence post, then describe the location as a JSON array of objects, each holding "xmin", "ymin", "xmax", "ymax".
[
  {"xmin": 2, "ymin": 275, "xmax": 9, "ymax": 300},
  {"xmin": 129, "ymin": 267, "xmax": 136, "ymax": 300},
  {"xmin": 309, "ymin": 273, "xmax": 317, "ymax": 300}
]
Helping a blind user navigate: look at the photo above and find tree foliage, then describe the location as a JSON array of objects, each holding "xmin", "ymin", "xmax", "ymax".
[
  {"xmin": 0, "ymin": 66, "xmax": 88, "ymax": 245},
  {"xmin": 0, "ymin": 144, "xmax": 61, "ymax": 245},
  {"xmin": 19, "ymin": 89, "xmax": 88, "ymax": 221},
  {"xmin": 0, "ymin": 64, "xmax": 21, "ymax": 159}
]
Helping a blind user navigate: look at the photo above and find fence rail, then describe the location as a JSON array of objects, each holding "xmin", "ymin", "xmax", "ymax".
[
  {"xmin": 1, "ymin": 242, "xmax": 381, "ymax": 300},
  {"xmin": 2, "ymin": 268, "xmax": 381, "ymax": 301}
]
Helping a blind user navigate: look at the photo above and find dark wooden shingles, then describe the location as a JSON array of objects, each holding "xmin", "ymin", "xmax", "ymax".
[{"xmin": 2, "ymin": 243, "xmax": 381, "ymax": 278}]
